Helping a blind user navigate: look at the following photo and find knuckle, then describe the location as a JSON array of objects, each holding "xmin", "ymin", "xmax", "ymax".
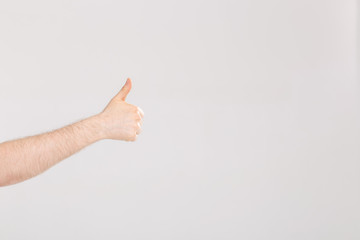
[
  {"xmin": 133, "ymin": 112, "xmax": 141, "ymax": 120},
  {"xmin": 137, "ymin": 107, "xmax": 144, "ymax": 116},
  {"xmin": 126, "ymin": 134, "xmax": 137, "ymax": 142}
]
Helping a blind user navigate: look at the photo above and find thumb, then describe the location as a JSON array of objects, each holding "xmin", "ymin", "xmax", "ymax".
[{"xmin": 115, "ymin": 78, "xmax": 132, "ymax": 101}]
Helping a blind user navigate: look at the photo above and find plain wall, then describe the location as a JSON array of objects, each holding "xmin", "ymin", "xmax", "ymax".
[{"xmin": 0, "ymin": 0, "xmax": 359, "ymax": 239}]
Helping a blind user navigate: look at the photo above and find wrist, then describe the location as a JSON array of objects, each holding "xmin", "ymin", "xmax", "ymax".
[{"xmin": 83, "ymin": 114, "xmax": 107, "ymax": 142}]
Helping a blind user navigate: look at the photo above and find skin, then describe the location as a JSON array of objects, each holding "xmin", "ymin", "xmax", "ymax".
[{"xmin": 0, "ymin": 78, "xmax": 144, "ymax": 187}]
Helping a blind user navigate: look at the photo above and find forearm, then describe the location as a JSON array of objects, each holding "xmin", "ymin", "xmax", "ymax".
[{"xmin": 0, "ymin": 115, "xmax": 104, "ymax": 187}]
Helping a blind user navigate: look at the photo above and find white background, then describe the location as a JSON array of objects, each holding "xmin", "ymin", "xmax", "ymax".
[{"xmin": 0, "ymin": 0, "xmax": 359, "ymax": 239}]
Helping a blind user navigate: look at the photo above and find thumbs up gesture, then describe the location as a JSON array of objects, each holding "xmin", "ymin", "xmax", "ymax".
[{"xmin": 98, "ymin": 78, "xmax": 144, "ymax": 141}]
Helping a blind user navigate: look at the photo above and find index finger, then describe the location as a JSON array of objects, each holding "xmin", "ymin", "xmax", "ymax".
[{"xmin": 137, "ymin": 107, "xmax": 144, "ymax": 118}]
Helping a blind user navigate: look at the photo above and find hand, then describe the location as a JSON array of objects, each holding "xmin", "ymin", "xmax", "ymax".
[{"xmin": 97, "ymin": 78, "xmax": 144, "ymax": 141}]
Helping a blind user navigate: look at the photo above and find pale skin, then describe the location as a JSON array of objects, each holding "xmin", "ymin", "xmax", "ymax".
[{"xmin": 0, "ymin": 78, "xmax": 144, "ymax": 187}]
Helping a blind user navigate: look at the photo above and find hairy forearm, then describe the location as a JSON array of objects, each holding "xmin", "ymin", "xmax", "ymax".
[{"xmin": 0, "ymin": 115, "xmax": 104, "ymax": 187}]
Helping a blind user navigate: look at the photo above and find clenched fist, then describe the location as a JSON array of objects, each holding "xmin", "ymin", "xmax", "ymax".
[{"xmin": 97, "ymin": 78, "xmax": 144, "ymax": 141}]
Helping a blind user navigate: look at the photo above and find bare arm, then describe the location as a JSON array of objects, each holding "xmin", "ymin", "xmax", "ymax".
[{"xmin": 0, "ymin": 78, "xmax": 144, "ymax": 187}]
